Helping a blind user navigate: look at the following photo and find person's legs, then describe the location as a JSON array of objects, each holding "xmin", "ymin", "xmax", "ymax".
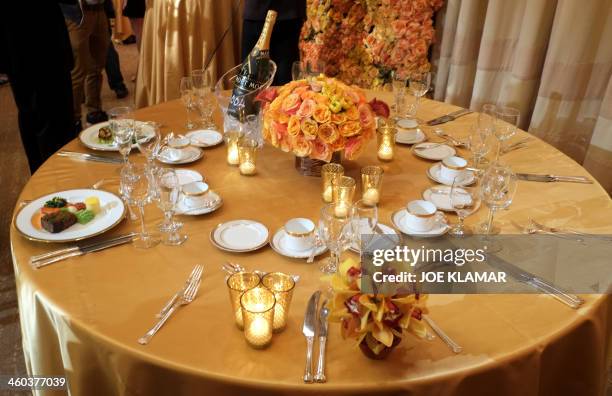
[
  {"xmin": 66, "ymin": 17, "xmax": 91, "ymax": 124},
  {"xmin": 85, "ymin": 9, "xmax": 109, "ymax": 117},
  {"xmin": 129, "ymin": 17, "xmax": 143, "ymax": 51},
  {"xmin": 105, "ymin": 33, "xmax": 126, "ymax": 92}
]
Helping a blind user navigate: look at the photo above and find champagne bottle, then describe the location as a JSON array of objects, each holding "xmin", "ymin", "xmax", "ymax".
[{"xmin": 227, "ymin": 10, "xmax": 277, "ymax": 120}]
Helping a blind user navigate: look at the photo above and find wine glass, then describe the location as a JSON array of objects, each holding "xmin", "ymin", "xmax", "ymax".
[
  {"xmin": 449, "ymin": 177, "xmax": 481, "ymax": 237},
  {"xmin": 155, "ymin": 168, "xmax": 187, "ymax": 246},
  {"xmin": 319, "ymin": 203, "xmax": 353, "ymax": 274},
  {"xmin": 121, "ymin": 163, "xmax": 160, "ymax": 249},
  {"xmin": 479, "ymin": 163, "xmax": 518, "ymax": 236},
  {"xmin": 291, "ymin": 61, "xmax": 304, "ymax": 80},
  {"xmin": 468, "ymin": 124, "xmax": 494, "ymax": 170},
  {"xmin": 478, "ymin": 104, "xmax": 497, "ymax": 133},
  {"xmin": 350, "ymin": 200, "xmax": 378, "ymax": 256},
  {"xmin": 180, "ymin": 77, "xmax": 196, "ymax": 130},
  {"xmin": 493, "ymin": 106, "xmax": 520, "ymax": 159},
  {"xmin": 108, "ymin": 106, "xmax": 135, "ymax": 164},
  {"xmin": 192, "ymin": 69, "xmax": 215, "ymax": 129},
  {"xmin": 136, "ymin": 123, "xmax": 161, "ymax": 164},
  {"xmin": 391, "ymin": 70, "xmax": 407, "ymax": 119},
  {"xmin": 408, "ymin": 71, "xmax": 431, "ymax": 124}
]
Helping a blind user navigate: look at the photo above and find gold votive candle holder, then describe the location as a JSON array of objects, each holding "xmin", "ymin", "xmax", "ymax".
[
  {"xmin": 321, "ymin": 163, "xmax": 344, "ymax": 203},
  {"xmin": 361, "ymin": 166, "xmax": 384, "ymax": 206},
  {"xmin": 377, "ymin": 126, "xmax": 397, "ymax": 161},
  {"xmin": 225, "ymin": 131, "xmax": 242, "ymax": 166},
  {"xmin": 261, "ymin": 272, "xmax": 295, "ymax": 332},
  {"xmin": 240, "ymin": 286, "xmax": 276, "ymax": 349},
  {"xmin": 226, "ymin": 272, "xmax": 260, "ymax": 329},
  {"xmin": 332, "ymin": 176, "xmax": 356, "ymax": 217},
  {"xmin": 238, "ymin": 138, "xmax": 258, "ymax": 176}
]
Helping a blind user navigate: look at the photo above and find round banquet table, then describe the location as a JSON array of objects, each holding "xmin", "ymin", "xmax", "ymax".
[{"xmin": 10, "ymin": 92, "xmax": 612, "ymax": 396}]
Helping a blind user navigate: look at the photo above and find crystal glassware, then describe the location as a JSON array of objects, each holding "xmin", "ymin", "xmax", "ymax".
[
  {"xmin": 261, "ymin": 272, "xmax": 295, "ymax": 332},
  {"xmin": 136, "ymin": 123, "xmax": 161, "ymax": 165},
  {"xmin": 332, "ymin": 176, "xmax": 356, "ymax": 218},
  {"xmin": 180, "ymin": 77, "xmax": 196, "ymax": 130},
  {"xmin": 351, "ymin": 200, "xmax": 378, "ymax": 255},
  {"xmin": 192, "ymin": 68, "xmax": 216, "ymax": 129},
  {"xmin": 226, "ymin": 272, "xmax": 261, "ymax": 329},
  {"xmin": 319, "ymin": 202, "xmax": 353, "ymax": 274},
  {"xmin": 478, "ymin": 103, "xmax": 497, "ymax": 133},
  {"xmin": 240, "ymin": 287, "xmax": 275, "ymax": 349},
  {"xmin": 377, "ymin": 125, "xmax": 397, "ymax": 161},
  {"xmin": 321, "ymin": 163, "xmax": 344, "ymax": 203},
  {"xmin": 109, "ymin": 106, "xmax": 135, "ymax": 164},
  {"xmin": 408, "ymin": 71, "xmax": 431, "ymax": 125},
  {"xmin": 120, "ymin": 163, "xmax": 160, "ymax": 248},
  {"xmin": 238, "ymin": 138, "xmax": 258, "ymax": 176},
  {"xmin": 493, "ymin": 106, "xmax": 520, "ymax": 159},
  {"xmin": 361, "ymin": 166, "xmax": 383, "ymax": 206},
  {"xmin": 479, "ymin": 163, "xmax": 518, "ymax": 235},
  {"xmin": 468, "ymin": 125, "xmax": 494, "ymax": 170},
  {"xmin": 449, "ymin": 177, "xmax": 481, "ymax": 237},
  {"xmin": 224, "ymin": 130, "xmax": 242, "ymax": 166},
  {"xmin": 155, "ymin": 168, "xmax": 187, "ymax": 246},
  {"xmin": 391, "ymin": 70, "xmax": 407, "ymax": 119}
]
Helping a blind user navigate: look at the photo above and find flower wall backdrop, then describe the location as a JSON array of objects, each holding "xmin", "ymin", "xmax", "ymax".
[{"xmin": 300, "ymin": 0, "xmax": 444, "ymax": 89}]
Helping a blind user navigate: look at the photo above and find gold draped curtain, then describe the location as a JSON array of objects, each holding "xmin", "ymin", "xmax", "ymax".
[{"xmin": 431, "ymin": 0, "xmax": 612, "ymax": 193}]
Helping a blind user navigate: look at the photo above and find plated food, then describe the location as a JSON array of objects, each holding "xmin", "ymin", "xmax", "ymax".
[
  {"xmin": 79, "ymin": 121, "xmax": 155, "ymax": 152},
  {"xmin": 15, "ymin": 189, "xmax": 126, "ymax": 242}
]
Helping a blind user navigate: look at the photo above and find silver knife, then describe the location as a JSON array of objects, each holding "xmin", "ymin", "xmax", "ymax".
[
  {"xmin": 33, "ymin": 233, "xmax": 136, "ymax": 268},
  {"xmin": 58, "ymin": 151, "xmax": 123, "ymax": 164},
  {"xmin": 516, "ymin": 173, "xmax": 593, "ymax": 184},
  {"xmin": 427, "ymin": 109, "xmax": 472, "ymax": 126},
  {"xmin": 486, "ymin": 254, "xmax": 584, "ymax": 308},
  {"xmin": 302, "ymin": 290, "xmax": 321, "ymax": 383},
  {"xmin": 314, "ymin": 300, "xmax": 329, "ymax": 383},
  {"xmin": 30, "ymin": 232, "xmax": 137, "ymax": 265}
]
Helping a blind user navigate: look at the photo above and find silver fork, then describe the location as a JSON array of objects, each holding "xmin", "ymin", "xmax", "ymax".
[
  {"xmin": 138, "ymin": 277, "xmax": 201, "ymax": 345},
  {"xmin": 156, "ymin": 265, "xmax": 204, "ymax": 318},
  {"xmin": 423, "ymin": 315, "xmax": 462, "ymax": 353}
]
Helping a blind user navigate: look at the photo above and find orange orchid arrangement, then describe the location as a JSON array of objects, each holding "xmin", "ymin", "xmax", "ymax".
[
  {"xmin": 328, "ymin": 258, "xmax": 428, "ymax": 357},
  {"xmin": 260, "ymin": 76, "xmax": 375, "ymax": 162}
]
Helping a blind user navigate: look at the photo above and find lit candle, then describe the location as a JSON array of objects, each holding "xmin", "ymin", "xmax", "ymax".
[
  {"xmin": 227, "ymin": 143, "xmax": 239, "ymax": 165},
  {"xmin": 362, "ymin": 187, "xmax": 380, "ymax": 205},
  {"xmin": 240, "ymin": 287, "xmax": 275, "ymax": 348},
  {"xmin": 334, "ymin": 202, "xmax": 349, "ymax": 218},
  {"xmin": 322, "ymin": 185, "xmax": 333, "ymax": 203},
  {"xmin": 239, "ymin": 161, "xmax": 256, "ymax": 175},
  {"xmin": 246, "ymin": 316, "xmax": 272, "ymax": 347},
  {"xmin": 378, "ymin": 144, "xmax": 393, "ymax": 161}
]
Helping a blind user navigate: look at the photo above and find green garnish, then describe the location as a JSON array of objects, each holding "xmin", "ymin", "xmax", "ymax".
[
  {"xmin": 75, "ymin": 209, "xmax": 95, "ymax": 224},
  {"xmin": 44, "ymin": 197, "xmax": 67, "ymax": 208}
]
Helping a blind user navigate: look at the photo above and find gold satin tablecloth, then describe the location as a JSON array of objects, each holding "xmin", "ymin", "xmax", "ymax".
[
  {"xmin": 135, "ymin": 0, "xmax": 241, "ymax": 108},
  {"xmin": 11, "ymin": 94, "xmax": 612, "ymax": 396}
]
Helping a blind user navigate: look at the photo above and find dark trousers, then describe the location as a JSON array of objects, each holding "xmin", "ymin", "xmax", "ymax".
[
  {"xmin": 105, "ymin": 39, "xmax": 124, "ymax": 90},
  {"xmin": 242, "ymin": 19, "xmax": 303, "ymax": 85},
  {"xmin": 1, "ymin": 2, "xmax": 75, "ymax": 173}
]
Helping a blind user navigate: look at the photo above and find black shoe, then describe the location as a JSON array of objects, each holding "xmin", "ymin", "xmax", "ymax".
[
  {"xmin": 113, "ymin": 83, "xmax": 129, "ymax": 99},
  {"xmin": 122, "ymin": 35, "xmax": 137, "ymax": 45},
  {"xmin": 74, "ymin": 120, "xmax": 83, "ymax": 134},
  {"xmin": 86, "ymin": 110, "xmax": 108, "ymax": 125}
]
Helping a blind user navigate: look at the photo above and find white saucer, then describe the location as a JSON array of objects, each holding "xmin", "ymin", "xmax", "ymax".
[
  {"xmin": 412, "ymin": 142, "xmax": 456, "ymax": 160},
  {"xmin": 396, "ymin": 118, "xmax": 418, "ymax": 129},
  {"xmin": 422, "ymin": 185, "xmax": 473, "ymax": 211},
  {"xmin": 175, "ymin": 169, "xmax": 204, "ymax": 185},
  {"xmin": 269, "ymin": 228, "xmax": 327, "ymax": 259},
  {"xmin": 175, "ymin": 191, "xmax": 222, "ymax": 215},
  {"xmin": 391, "ymin": 209, "xmax": 450, "ymax": 237},
  {"xmin": 396, "ymin": 129, "xmax": 426, "ymax": 145},
  {"xmin": 210, "ymin": 219, "xmax": 269, "ymax": 252},
  {"xmin": 349, "ymin": 222, "xmax": 401, "ymax": 253},
  {"xmin": 186, "ymin": 129, "xmax": 223, "ymax": 147},
  {"xmin": 157, "ymin": 146, "xmax": 203, "ymax": 164},
  {"xmin": 427, "ymin": 163, "xmax": 476, "ymax": 186}
]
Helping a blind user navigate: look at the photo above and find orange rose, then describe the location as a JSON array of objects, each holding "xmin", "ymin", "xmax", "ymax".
[
  {"xmin": 281, "ymin": 93, "xmax": 301, "ymax": 115},
  {"xmin": 287, "ymin": 115, "xmax": 301, "ymax": 136},
  {"xmin": 329, "ymin": 135, "xmax": 345, "ymax": 152},
  {"xmin": 313, "ymin": 93, "xmax": 330, "ymax": 106},
  {"xmin": 331, "ymin": 112, "xmax": 347, "ymax": 125},
  {"xmin": 300, "ymin": 118, "xmax": 319, "ymax": 140},
  {"xmin": 344, "ymin": 136, "xmax": 365, "ymax": 160},
  {"xmin": 358, "ymin": 103, "xmax": 375, "ymax": 130},
  {"xmin": 297, "ymin": 99, "xmax": 315, "ymax": 119},
  {"xmin": 310, "ymin": 138, "xmax": 332, "ymax": 162},
  {"xmin": 313, "ymin": 104, "xmax": 331, "ymax": 124},
  {"xmin": 291, "ymin": 134, "xmax": 313, "ymax": 157},
  {"xmin": 339, "ymin": 120, "xmax": 361, "ymax": 137},
  {"xmin": 300, "ymin": 90, "xmax": 316, "ymax": 101},
  {"xmin": 345, "ymin": 106, "xmax": 359, "ymax": 120},
  {"xmin": 318, "ymin": 123, "xmax": 339, "ymax": 144},
  {"xmin": 278, "ymin": 112, "xmax": 290, "ymax": 124}
]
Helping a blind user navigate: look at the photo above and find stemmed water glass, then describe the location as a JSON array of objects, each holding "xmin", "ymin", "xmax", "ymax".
[
  {"xmin": 468, "ymin": 125, "xmax": 494, "ymax": 170},
  {"xmin": 155, "ymin": 168, "xmax": 187, "ymax": 246},
  {"xmin": 493, "ymin": 106, "xmax": 520, "ymax": 159},
  {"xmin": 478, "ymin": 104, "xmax": 497, "ymax": 133},
  {"xmin": 136, "ymin": 123, "xmax": 161, "ymax": 165},
  {"xmin": 408, "ymin": 71, "xmax": 431, "ymax": 124},
  {"xmin": 109, "ymin": 106, "xmax": 135, "ymax": 164},
  {"xmin": 192, "ymin": 69, "xmax": 216, "ymax": 129},
  {"xmin": 449, "ymin": 177, "xmax": 481, "ymax": 237},
  {"xmin": 180, "ymin": 77, "xmax": 196, "ymax": 130},
  {"xmin": 319, "ymin": 203, "xmax": 353, "ymax": 274},
  {"xmin": 120, "ymin": 163, "xmax": 160, "ymax": 249},
  {"xmin": 479, "ymin": 163, "xmax": 518, "ymax": 236},
  {"xmin": 350, "ymin": 200, "xmax": 378, "ymax": 256}
]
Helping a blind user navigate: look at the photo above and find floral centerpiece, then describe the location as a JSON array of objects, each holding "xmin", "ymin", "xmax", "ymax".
[
  {"xmin": 329, "ymin": 258, "xmax": 428, "ymax": 359},
  {"xmin": 259, "ymin": 76, "xmax": 376, "ymax": 163},
  {"xmin": 299, "ymin": 0, "xmax": 444, "ymax": 88}
]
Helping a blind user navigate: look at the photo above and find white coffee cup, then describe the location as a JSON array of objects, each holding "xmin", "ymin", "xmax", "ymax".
[
  {"xmin": 284, "ymin": 218, "xmax": 315, "ymax": 251},
  {"xmin": 404, "ymin": 200, "xmax": 437, "ymax": 232},
  {"xmin": 181, "ymin": 181, "xmax": 210, "ymax": 208},
  {"xmin": 440, "ymin": 156, "xmax": 468, "ymax": 183}
]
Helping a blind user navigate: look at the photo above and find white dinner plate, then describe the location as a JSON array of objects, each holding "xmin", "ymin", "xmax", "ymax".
[
  {"xmin": 79, "ymin": 121, "xmax": 155, "ymax": 152},
  {"xmin": 175, "ymin": 169, "xmax": 204, "ymax": 185},
  {"xmin": 157, "ymin": 146, "xmax": 203, "ymax": 165},
  {"xmin": 412, "ymin": 142, "xmax": 456, "ymax": 160},
  {"xmin": 210, "ymin": 220, "xmax": 269, "ymax": 252},
  {"xmin": 349, "ymin": 222, "xmax": 401, "ymax": 253},
  {"xmin": 269, "ymin": 228, "xmax": 327, "ymax": 259},
  {"xmin": 14, "ymin": 189, "xmax": 126, "ymax": 243},
  {"xmin": 391, "ymin": 209, "xmax": 449, "ymax": 238},
  {"xmin": 396, "ymin": 129, "xmax": 426, "ymax": 145},
  {"xmin": 422, "ymin": 185, "xmax": 473, "ymax": 212},
  {"xmin": 175, "ymin": 191, "xmax": 222, "ymax": 215},
  {"xmin": 186, "ymin": 130, "xmax": 223, "ymax": 147},
  {"xmin": 427, "ymin": 163, "xmax": 476, "ymax": 186}
]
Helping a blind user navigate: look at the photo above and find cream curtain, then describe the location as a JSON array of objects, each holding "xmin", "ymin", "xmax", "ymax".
[{"xmin": 432, "ymin": 0, "xmax": 612, "ymax": 193}]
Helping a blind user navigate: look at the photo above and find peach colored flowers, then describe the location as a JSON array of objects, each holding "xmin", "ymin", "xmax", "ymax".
[{"xmin": 260, "ymin": 76, "xmax": 375, "ymax": 161}]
